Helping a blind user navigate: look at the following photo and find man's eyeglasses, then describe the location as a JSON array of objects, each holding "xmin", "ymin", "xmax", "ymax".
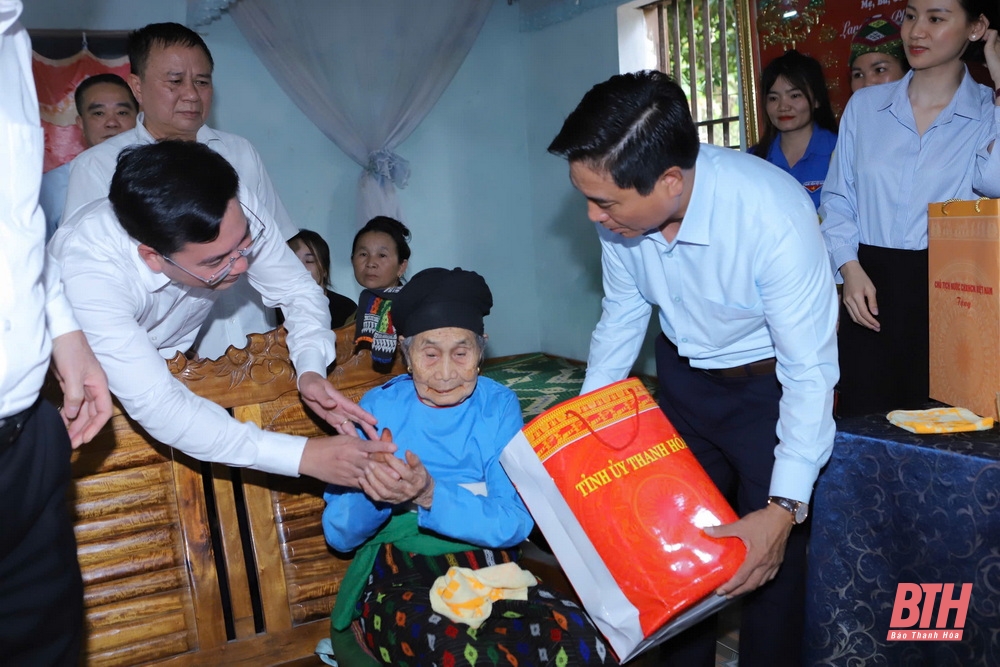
[{"xmin": 161, "ymin": 204, "xmax": 266, "ymax": 287}]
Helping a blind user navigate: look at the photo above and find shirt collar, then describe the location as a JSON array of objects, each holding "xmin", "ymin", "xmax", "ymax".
[
  {"xmin": 766, "ymin": 124, "xmax": 828, "ymax": 165},
  {"xmin": 122, "ymin": 219, "xmax": 173, "ymax": 293},
  {"xmin": 950, "ymin": 66, "xmax": 988, "ymax": 121},
  {"xmin": 135, "ymin": 112, "xmax": 222, "ymax": 145},
  {"xmin": 94, "ymin": 195, "xmax": 178, "ymax": 293},
  {"xmin": 669, "ymin": 145, "xmax": 712, "ymax": 247},
  {"xmin": 880, "ymin": 69, "xmax": 913, "ymax": 114},
  {"xmin": 885, "ymin": 66, "xmax": 985, "ymax": 125},
  {"xmin": 0, "ymin": 1, "xmax": 23, "ymax": 33}
]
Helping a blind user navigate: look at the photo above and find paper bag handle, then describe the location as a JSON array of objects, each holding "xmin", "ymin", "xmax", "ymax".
[
  {"xmin": 941, "ymin": 197, "xmax": 990, "ymax": 214},
  {"xmin": 565, "ymin": 388, "xmax": 641, "ymax": 451}
]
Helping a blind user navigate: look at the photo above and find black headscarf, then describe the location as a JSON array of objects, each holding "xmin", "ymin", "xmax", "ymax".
[{"xmin": 387, "ymin": 267, "xmax": 492, "ymax": 338}]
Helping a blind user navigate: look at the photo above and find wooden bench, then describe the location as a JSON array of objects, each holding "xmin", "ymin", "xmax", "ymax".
[
  {"xmin": 58, "ymin": 326, "xmax": 661, "ymax": 665},
  {"xmin": 60, "ymin": 325, "xmax": 403, "ymax": 666}
]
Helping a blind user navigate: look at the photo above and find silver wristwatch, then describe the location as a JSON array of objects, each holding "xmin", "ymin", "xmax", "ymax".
[{"xmin": 767, "ymin": 496, "xmax": 809, "ymax": 524}]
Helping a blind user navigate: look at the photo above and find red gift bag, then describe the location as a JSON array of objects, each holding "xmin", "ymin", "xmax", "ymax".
[{"xmin": 500, "ymin": 378, "xmax": 746, "ymax": 661}]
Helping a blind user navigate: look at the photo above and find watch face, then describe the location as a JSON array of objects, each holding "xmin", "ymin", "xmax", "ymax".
[
  {"xmin": 770, "ymin": 496, "xmax": 808, "ymax": 524},
  {"xmin": 794, "ymin": 503, "xmax": 809, "ymax": 524}
]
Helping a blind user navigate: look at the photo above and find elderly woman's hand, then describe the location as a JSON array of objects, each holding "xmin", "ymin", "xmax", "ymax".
[{"xmin": 360, "ymin": 449, "xmax": 435, "ymax": 508}]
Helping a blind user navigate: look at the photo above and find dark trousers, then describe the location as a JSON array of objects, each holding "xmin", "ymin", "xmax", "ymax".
[
  {"xmin": 654, "ymin": 335, "xmax": 808, "ymax": 667},
  {"xmin": 837, "ymin": 244, "xmax": 929, "ymax": 417},
  {"xmin": 0, "ymin": 399, "xmax": 83, "ymax": 666}
]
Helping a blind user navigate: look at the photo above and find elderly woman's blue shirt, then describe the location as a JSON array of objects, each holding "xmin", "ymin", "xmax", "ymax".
[{"xmin": 322, "ymin": 375, "xmax": 532, "ymax": 552}]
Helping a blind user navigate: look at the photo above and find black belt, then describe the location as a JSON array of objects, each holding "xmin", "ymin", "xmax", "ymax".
[
  {"xmin": 0, "ymin": 399, "xmax": 40, "ymax": 450},
  {"xmin": 699, "ymin": 357, "xmax": 777, "ymax": 378}
]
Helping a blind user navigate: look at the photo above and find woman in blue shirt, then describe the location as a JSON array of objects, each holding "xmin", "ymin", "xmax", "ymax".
[
  {"xmin": 820, "ymin": 0, "xmax": 1000, "ymax": 416},
  {"xmin": 751, "ymin": 50, "xmax": 838, "ymax": 210}
]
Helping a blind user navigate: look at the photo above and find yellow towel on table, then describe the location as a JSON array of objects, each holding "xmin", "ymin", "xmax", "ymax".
[
  {"xmin": 429, "ymin": 562, "xmax": 537, "ymax": 628},
  {"xmin": 886, "ymin": 407, "xmax": 993, "ymax": 434}
]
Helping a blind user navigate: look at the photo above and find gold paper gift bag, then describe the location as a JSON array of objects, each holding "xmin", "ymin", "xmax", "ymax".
[{"xmin": 928, "ymin": 198, "xmax": 1000, "ymax": 420}]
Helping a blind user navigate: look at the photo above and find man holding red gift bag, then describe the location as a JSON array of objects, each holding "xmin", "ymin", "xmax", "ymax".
[{"xmin": 548, "ymin": 71, "xmax": 838, "ymax": 667}]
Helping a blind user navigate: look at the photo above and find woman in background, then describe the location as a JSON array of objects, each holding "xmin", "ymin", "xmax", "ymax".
[
  {"xmin": 751, "ymin": 49, "xmax": 838, "ymax": 210},
  {"xmin": 820, "ymin": 0, "xmax": 1000, "ymax": 416},
  {"xmin": 849, "ymin": 14, "xmax": 908, "ymax": 93},
  {"xmin": 351, "ymin": 215, "xmax": 411, "ymax": 290},
  {"xmin": 285, "ymin": 229, "xmax": 357, "ymax": 328},
  {"xmin": 352, "ymin": 216, "xmax": 412, "ymax": 366}
]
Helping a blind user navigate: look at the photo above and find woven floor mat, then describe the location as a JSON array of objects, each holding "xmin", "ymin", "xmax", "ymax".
[{"xmin": 482, "ymin": 353, "xmax": 657, "ymax": 422}]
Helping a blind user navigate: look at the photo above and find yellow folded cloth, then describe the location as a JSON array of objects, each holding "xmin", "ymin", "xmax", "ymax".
[
  {"xmin": 429, "ymin": 562, "xmax": 537, "ymax": 628},
  {"xmin": 886, "ymin": 407, "xmax": 994, "ymax": 434}
]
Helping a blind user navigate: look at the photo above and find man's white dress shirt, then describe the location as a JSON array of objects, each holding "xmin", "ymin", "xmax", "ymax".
[
  {"xmin": 0, "ymin": 0, "xmax": 79, "ymax": 418},
  {"xmin": 47, "ymin": 194, "xmax": 334, "ymax": 476},
  {"xmin": 63, "ymin": 115, "xmax": 300, "ymax": 359}
]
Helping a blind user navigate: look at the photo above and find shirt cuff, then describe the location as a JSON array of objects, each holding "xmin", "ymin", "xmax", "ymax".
[
  {"xmin": 253, "ymin": 431, "xmax": 307, "ymax": 477},
  {"xmin": 768, "ymin": 456, "xmax": 819, "ymax": 504},
  {"xmin": 831, "ymin": 245, "xmax": 859, "ymax": 273},
  {"xmin": 46, "ymin": 302, "xmax": 81, "ymax": 341},
  {"xmin": 43, "ymin": 264, "xmax": 82, "ymax": 340},
  {"xmin": 294, "ymin": 349, "xmax": 331, "ymax": 389}
]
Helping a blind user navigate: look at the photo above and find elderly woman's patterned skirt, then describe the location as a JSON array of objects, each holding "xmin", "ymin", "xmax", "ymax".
[{"xmin": 357, "ymin": 544, "xmax": 618, "ymax": 666}]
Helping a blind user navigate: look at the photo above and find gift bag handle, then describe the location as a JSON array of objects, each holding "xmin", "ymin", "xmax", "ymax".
[
  {"xmin": 565, "ymin": 388, "xmax": 641, "ymax": 451},
  {"xmin": 941, "ymin": 197, "xmax": 991, "ymax": 214}
]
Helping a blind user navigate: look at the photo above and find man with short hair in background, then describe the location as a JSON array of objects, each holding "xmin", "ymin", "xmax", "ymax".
[
  {"xmin": 39, "ymin": 72, "xmax": 137, "ymax": 240},
  {"xmin": 64, "ymin": 21, "xmax": 295, "ymax": 359}
]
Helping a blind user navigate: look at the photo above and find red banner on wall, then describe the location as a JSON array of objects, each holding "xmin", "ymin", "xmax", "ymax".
[{"xmin": 752, "ymin": 0, "xmax": 908, "ymax": 118}]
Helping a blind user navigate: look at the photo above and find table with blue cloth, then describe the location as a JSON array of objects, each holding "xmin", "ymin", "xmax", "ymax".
[{"xmin": 805, "ymin": 413, "xmax": 1000, "ymax": 666}]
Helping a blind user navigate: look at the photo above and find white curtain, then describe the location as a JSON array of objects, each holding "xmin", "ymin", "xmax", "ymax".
[
  {"xmin": 229, "ymin": 0, "xmax": 491, "ymax": 227},
  {"xmin": 186, "ymin": 0, "xmax": 239, "ymax": 27}
]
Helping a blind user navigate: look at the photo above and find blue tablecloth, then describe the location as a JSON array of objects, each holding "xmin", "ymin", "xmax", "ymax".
[{"xmin": 805, "ymin": 413, "xmax": 1000, "ymax": 666}]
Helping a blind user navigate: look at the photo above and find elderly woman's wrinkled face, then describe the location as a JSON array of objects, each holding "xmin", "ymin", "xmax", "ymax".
[{"xmin": 407, "ymin": 327, "xmax": 481, "ymax": 407}]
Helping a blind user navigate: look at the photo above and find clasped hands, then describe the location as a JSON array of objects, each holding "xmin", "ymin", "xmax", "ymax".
[
  {"xmin": 296, "ymin": 372, "xmax": 432, "ymax": 505},
  {"xmin": 361, "ymin": 429, "xmax": 435, "ymax": 510}
]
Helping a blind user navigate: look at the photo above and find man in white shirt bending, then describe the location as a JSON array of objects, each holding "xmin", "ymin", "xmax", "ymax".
[
  {"xmin": 50, "ymin": 140, "xmax": 394, "ymax": 488},
  {"xmin": 63, "ymin": 22, "xmax": 296, "ymax": 359}
]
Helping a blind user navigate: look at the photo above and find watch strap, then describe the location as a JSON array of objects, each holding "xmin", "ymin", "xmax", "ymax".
[{"xmin": 767, "ymin": 496, "xmax": 808, "ymax": 524}]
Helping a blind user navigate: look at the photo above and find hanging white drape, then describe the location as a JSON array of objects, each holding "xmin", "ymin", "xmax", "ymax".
[
  {"xmin": 186, "ymin": 0, "xmax": 239, "ymax": 27},
  {"xmin": 229, "ymin": 0, "xmax": 491, "ymax": 227}
]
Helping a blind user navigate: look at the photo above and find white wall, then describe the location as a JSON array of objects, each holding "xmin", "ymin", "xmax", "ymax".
[
  {"xmin": 522, "ymin": 3, "xmax": 658, "ymax": 373},
  {"xmin": 393, "ymin": 0, "xmax": 539, "ymax": 357}
]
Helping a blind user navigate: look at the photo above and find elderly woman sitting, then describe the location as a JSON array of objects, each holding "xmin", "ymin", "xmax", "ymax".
[{"xmin": 323, "ymin": 268, "xmax": 615, "ymax": 666}]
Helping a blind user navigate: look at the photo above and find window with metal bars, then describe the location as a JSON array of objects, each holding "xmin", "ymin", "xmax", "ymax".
[{"xmin": 642, "ymin": 0, "xmax": 743, "ymax": 149}]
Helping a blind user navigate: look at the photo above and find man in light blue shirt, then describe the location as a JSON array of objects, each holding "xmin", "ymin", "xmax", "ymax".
[{"xmin": 549, "ymin": 70, "xmax": 838, "ymax": 667}]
